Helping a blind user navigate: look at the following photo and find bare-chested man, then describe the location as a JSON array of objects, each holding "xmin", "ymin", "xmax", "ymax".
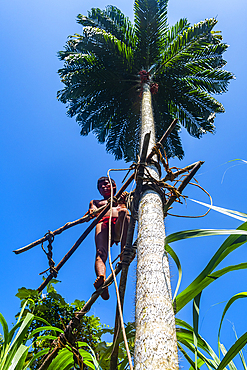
[{"xmin": 89, "ymin": 177, "xmax": 129, "ymax": 300}]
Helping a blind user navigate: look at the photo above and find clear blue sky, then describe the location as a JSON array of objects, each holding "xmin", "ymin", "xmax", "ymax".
[{"xmin": 1, "ymin": 0, "xmax": 247, "ymax": 368}]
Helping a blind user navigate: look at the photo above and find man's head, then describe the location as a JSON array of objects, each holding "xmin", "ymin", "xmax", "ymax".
[{"xmin": 97, "ymin": 177, "xmax": 116, "ymax": 198}]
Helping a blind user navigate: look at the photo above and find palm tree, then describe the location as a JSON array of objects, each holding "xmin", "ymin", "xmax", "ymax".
[{"xmin": 57, "ymin": 1, "xmax": 233, "ymax": 368}]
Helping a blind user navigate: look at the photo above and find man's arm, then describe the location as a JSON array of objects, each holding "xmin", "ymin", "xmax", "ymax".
[{"xmin": 89, "ymin": 200, "xmax": 98, "ymax": 214}]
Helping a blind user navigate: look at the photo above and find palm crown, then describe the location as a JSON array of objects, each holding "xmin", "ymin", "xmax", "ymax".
[{"xmin": 58, "ymin": 0, "xmax": 233, "ymax": 162}]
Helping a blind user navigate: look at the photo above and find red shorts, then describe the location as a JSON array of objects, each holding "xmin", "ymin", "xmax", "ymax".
[
  {"xmin": 101, "ymin": 216, "xmax": 118, "ymax": 225},
  {"xmin": 100, "ymin": 217, "xmax": 119, "ymax": 244}
]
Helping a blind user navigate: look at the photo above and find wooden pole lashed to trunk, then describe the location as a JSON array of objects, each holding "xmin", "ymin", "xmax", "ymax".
[
  {"xmin": 134, "ymin": 85, "xmax": 180, "ymax": 370},
  {"xmin": 110, "ymin": 132, "xmax": 151, "ymax": 370},
  {"xmin": 163, "ymin": 161, "xmax": 204, "ymax": 215},
  {"xmin": 110, "ymin": 118, "xmax": 186, "ymax": 369}
]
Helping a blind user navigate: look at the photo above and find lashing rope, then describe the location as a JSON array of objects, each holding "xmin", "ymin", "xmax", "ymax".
[{"xmin": 40, "ymin": 231, "xmax": 58, "ymax": 277}]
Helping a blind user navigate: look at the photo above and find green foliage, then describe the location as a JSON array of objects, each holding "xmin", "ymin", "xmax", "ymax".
[
  {"xmin": 218, "ymin": 293, "xmax": 247, "ymax": 347},
  {"xmin": 0, "ymin": 304, "xmax": 100, "ymax": 370},
  {"xmin": 57, "ymin": 0, "xmax": 233, "ymax": 162},
  {"xmin": 15, "ymin": 280, "xmax": 109, "ymax": 369},
  {"xmin": 164, "ymin": 211, "xmax": 247, "ymax": 369},
  {"xmin": 166, "ymin": 223, "xmax": 247, "ymax": 313},
  {"xmin": 45, "ymin": 342, "xmax": 101, "ymax": 370},
  {"xmin": 95, "ymin": 322, "xmax": 135, "ymax": 370},
  {"xmin": 0, "ymin": 302, "xmax": 61, "ymax": 370}
]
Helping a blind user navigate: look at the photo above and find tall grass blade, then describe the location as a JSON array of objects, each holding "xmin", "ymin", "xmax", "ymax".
[
  {"xmin": 217, "ymin": 333, "xmax": 247, "ymax": 370},
  {"xmin": 218, "ymin": 293, "xmax": 247, "ymax": 350},
  {"xmin": 219, "ymin": 343, "xmax": 237, "ymax": 370},
  {"xmin": 178, "ymin": 343, "xmax": 197, "ymax": 369},
  {"xmin": 8, "ymin": 344, "xmax": 28, "ymax": 370},
  {"xmin": 0, "ymin": 313, "xmax": 9, "ymax": 356},
  {"xmin": 169, "ymin": 222, "xmax": 247, "ymax": 311},
  {"xmin": 176, "ymin": 262, "xmax": 247, "ymax": 313},
  {"xmin": 231, "ymin": 326, "xmax": 247, "ymax": 370},
  {"xmin": 165, "ymin": 244, "xmax": 182, "ymax": 301},
  {"xmin": 193, "ymin": 293, "xmax": 202, "ymax": 370},
  {"xmin": 2, "ymin": 313, "xmax": 34, "ymax": 370},
  {"xmin": 177, "ymin": 330, "xmax": 217, "ymax": 369},
  {"xmin": 189, "ymin": 199, "xmax": 247, "ymax": 222},
  {"xmin": 165, "ymin": 229, "xmax": 247, "ymax": 244}
]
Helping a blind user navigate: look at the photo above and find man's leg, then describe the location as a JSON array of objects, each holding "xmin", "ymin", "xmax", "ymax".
[
  {"xmin": 94, "ymin": 222, "xmax": 110, "ymax": 300},
  {"xmin": 114, "ymin": 209, "xmax": 130, "ymax": 257}
]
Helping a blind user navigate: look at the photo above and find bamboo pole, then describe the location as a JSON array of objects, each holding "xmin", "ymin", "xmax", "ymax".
[
  {"xmin": 162, "ymin": 161, "xmax": 199, "ymax": 182},
  {"xmin": 146, "ymin": 118, "xmax": 178, "ymax": 163},
  {"xmin": 110, "ymin": 132, "xmax": 150, "ymax": 370},
  {"xmin": 13, "ymin": 206, "xmax": 107, "ymax": 255},
  {"xmin": 163, "ymin": 161, "xmax": 204, "ymax": 215},
  {"xmin": 110, "ymin": 120, "xmax": 181, "ymax": 368}
]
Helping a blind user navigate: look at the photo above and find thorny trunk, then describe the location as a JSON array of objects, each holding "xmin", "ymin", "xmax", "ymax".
[{"xmin": 134, "ymin": 83, "xmax": 179, "ymax": 370}]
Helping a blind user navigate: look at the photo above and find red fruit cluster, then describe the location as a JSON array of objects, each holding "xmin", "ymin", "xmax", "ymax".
[
  {"xmin": 150, "ymin": 83, "xmax": 159, "ymax": 95},
  {"xmin": 139, "ymin": 70, "xmax": 150, "ymax": 84}
]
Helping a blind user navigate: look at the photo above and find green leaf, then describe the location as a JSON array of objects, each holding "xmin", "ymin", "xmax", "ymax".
[
  {"xmin": 188, "ymin": 199, "xmax": 247, "ymax": 222},
  {"xmin": 2, "ymin": 313, "xmax": 33, "ymax": 370},
  {"xmin": 165, "ymin": 244, "xmax": 182, "ymax": 301},
  {"xmin": 176, "ymin": 262, "xmax": 247, "ymax": 313},
  {"xmin": 217, "ymin": 333, "xmax": 247, "ymax": 370},
  {"xmin": 218, "ymin": 293, "xmax": 247, "ymax": 346},
  {"xmin": 16, "ymin": 288, "xmax": 40, "ymax": 300},
  {"xmin": 170, "ymin": 222, "xmax": 247, "ymax": 311},
  {"xmin": 219, "ymin": 343, "xmax": 237, "ymax": 370},
  {"xmin": 176, "ymin": 318, "xmax": 193, "ymax": 331},
  {"xmin": 8, "ymin": 344, "xmax": 28, "ymax": 370},
  {"xmin": 9, "ymin": 313, "xmax": 34, "ymax": 351},
  {"xmin": 165, "ymin": 228, "xmax": 247, "ymax": 244},
  {"xmin": 28, "ymin": 325, "xmax": 64, "ymax": 338},
  {"xmin": 178, "ymin": 343, "xmax": 199, "ymax": 369},
  {"xmin": 0, "ymin": 313, "xmax": 9, "ymax": 345},
  {"xmin": 177, "ymin": 324, "xmax": 221, "ymax": 367},
  {"xmin": 193, "ymin": 293, "xmax": 202, "ymax": 370},
  {"xmin": 33, "ymin": 334, "xmax": 58, "ymax": 342},
  {"xmin": 23, "ymin": 348, "xmax": 50, "ymax": 370},
  {"xmin": 47, "ymin": 348, "xmax": 73, "ymax": 370},
  {"xmin": 232, "ymin": 327, "xmax": 247, "ymax": 370},
  {"xmin": 177, "ymin": 329, "xmax": 217, "ymax": 369}
]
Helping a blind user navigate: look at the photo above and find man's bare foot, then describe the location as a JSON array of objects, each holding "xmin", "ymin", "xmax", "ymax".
[{"xmin": 94, "ymin": 275, "xmax": 110, "ymax": 300}]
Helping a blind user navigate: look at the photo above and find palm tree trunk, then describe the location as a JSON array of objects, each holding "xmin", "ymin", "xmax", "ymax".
[{"xmin": 134, "ymin": 83, "xmax": 178, "ymax": 370}]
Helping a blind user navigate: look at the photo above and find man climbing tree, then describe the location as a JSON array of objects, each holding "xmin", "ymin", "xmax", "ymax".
[
  {"xmin": 89, "ymin": 177, "xmax": 129, "ymax": 300},
  {"xmin": 57, "ymin": 0, "xmax": 233, "ymax": 368}
]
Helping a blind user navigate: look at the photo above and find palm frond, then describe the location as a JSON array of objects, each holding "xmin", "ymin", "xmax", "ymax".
[
  {"xmin": 158, "ymin": 18, "xmax": 219, "ymax": 72},
  {"xmin": 134, "ymin": 0, "xmax": 169, "ymax": 68},
  {"xmin": 183, "ymin": 43, "xmax": 229, "ymax": 73},
  {"xmin": 152, "ymin": 100, "xmax": 184, "ymax": 158},
  {"xmin": 153, "ymin": 17, "xmax": 233, "ymax": 138},
  {"xmin": 165, "ymin": 18, "xmax": 190, "ymax": 44},
  {"xmin": 77, "ymin": 27, "xmax": 134, "ymax": 67},
  {"xmin": 175, "ymin": 89, "xmax": 224, "ymax": 136},
  {"xmin": 77, "ymin": 6, "xmax": 136, "ymax": 48},
  {"xmin": 180, "ymin": 69, "xmax": 233, "ymax": 94},
  {"xmin": 105, "ymin": 112, "xmax": 140, "ymax": 161}
]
